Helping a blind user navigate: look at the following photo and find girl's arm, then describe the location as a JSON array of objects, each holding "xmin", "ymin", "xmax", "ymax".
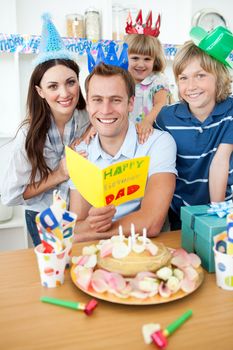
[
  {"xmin": 23, "ymin": 158, "xmax": 69, "ymax": 200},
  {"xmin": 146, "ymin": 89, "xmax": 168, "ymax": 124},
  {"xmin": 136, "ymin": 89, "xmax": 168, "ymax": 144},
  {"xmin": 209, "ymin": 143, "xmax": 233, "ymax": 202}
]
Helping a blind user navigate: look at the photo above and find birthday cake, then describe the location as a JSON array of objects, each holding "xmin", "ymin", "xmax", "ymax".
[
  {"xmin": 96, "ymin": 236, "xmax": 172, "ymax": 277},
  {"xmin": 71, "ymin": 226, "xmax": 203, "ymax": 300}
]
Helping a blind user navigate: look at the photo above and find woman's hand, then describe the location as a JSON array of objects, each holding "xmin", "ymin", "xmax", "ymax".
[
  {"xmin": 83, "ymin": 126, "xmax": 96, "ymax": 144},
  {"xmin": 69, "ymin": 126, "xmax": 97, "ymax": 150},
  {"xmin": 77, "ymin": 150, "xmax": 88, "ymax": 159},
  {"xmin": 136, "ymin": 119, "xmax": 154, "ymax": 144}
]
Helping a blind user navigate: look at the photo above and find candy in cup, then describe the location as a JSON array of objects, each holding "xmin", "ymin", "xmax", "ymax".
[{"xmin": 34, "ymin": 191, "xmax": 77, "ymax": 287}]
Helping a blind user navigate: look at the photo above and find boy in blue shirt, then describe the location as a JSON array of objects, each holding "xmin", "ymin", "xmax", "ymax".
[{"xmin": 155, "ymin": 26, "xmax": 233, "ymax": 229}]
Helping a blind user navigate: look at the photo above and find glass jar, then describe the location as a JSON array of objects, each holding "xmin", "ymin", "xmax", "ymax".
[
  {"xmin": 85, "ymin": 8, "xmax": 101, "ymax": 41},
  {"xmin": 124, "ymin": 7, "xmax": 139, "ymax": 25},
  {"xmin": 112, "ymin": 5, "xmax": 139, "ymax": 40},
  {"xmin": 66, "ymin": 14, "xmax": 84, "ymax": 38},
  {"xmin": 112, "ymin": 4, "xmax": 126, "ymax": 41}
]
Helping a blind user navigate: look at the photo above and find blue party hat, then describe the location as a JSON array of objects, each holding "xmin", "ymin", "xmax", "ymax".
[
  {"xmin": 33, "ymin": 13, "xmax": 75, "ymax": 66},
  {"xmin": 86, "ymin": 42, "xmax": 128, "ymax": 73}
]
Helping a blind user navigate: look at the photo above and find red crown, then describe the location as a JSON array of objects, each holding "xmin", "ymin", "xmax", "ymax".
[{"xmin": 125, "ymin": 10, "xmax": 161, "ymax": 37}]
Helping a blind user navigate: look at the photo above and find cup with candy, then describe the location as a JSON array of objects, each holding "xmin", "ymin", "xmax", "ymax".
[
  {"xmin": 34, "ymin": 191, "xmax": 77, "ymax": 287},
  {"xmin": 62, "ymin": 210, "xmax": 77, "ymax": 267},
  {"xmin": 213, "ymin": 213, "xmax": 233, "ymax": 291}
]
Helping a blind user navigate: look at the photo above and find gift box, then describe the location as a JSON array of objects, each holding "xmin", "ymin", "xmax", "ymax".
[{"xmin": 181, "ymin": 205, "xmax": 227, "ymax": 272}]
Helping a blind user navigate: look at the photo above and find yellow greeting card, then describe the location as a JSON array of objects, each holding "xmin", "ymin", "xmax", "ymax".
[{"xmin": 65, "ymin": 146, "xmax": 150, "ymax": 208}]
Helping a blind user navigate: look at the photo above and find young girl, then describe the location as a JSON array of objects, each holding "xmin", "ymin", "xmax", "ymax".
[
  {"xmin": 1, "ymin": 15, "xmax": 90, "ymax": 246},
  {"xmin": 125, "ymin": 34, "xmax": 170, "ymax": 143},
  {"xmin": 155, "ymin": 39, "xmax": 233, "ymax": 230}
]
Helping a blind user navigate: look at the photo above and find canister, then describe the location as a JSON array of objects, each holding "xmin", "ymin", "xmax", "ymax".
[
  {"xmin": 66, "ymin": 14, "xmax": 84, "ymax": 38},
  {"xmin": 85, "ymin": 8, "xmax": 101, "ymax": 41},
  {"xmin": 112, "ymin": 4, "xmax": 126, "ymax": 40}
]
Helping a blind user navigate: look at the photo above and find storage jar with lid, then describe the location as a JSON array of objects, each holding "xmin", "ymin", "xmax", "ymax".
[
  {"xmin": 112, "ymin": 4, "xmax": 127, "ymax": 40},
  {"xmin": 85, "ymin": 8, "xmax": 101, "ymax": 41},
  {"xmin": 66, "ymin": 14, "xmax": 84, "ymax": 38}
]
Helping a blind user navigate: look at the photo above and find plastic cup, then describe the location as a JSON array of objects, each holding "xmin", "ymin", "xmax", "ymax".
[
  {"xmin": 63, "ymin": 234, "xmax": 74, "ymax": 268},
  {"xmin": 213, "ymin": 247, "xmax": 233, "ymax": 291},
  {"xmin": 34, "ymin": 244, "xmax": 67, "ymax": 288}
]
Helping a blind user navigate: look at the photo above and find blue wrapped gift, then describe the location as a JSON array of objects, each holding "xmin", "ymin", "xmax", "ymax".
[{"xmin": 181, "ymin": 205, "xmax": 227, "ymax": 272}]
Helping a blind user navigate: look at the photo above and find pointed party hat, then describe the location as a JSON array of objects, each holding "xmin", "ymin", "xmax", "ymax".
[
  {"xmin": 33, "ymin": 13, "xmax": 75, "ymax": 66},
  {"xmin": 86, "ymin": 42, "xmax": 128, "ymax": 73}
]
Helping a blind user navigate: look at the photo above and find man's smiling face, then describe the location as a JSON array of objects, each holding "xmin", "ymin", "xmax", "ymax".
[{"xmin": 86, "ymin": 74, "xmax": 134, "ymax": 140}]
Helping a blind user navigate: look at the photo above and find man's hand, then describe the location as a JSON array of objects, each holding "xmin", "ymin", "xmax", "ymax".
[{"xmin": 87, "ymin": 205, "xmax": 116, "ymax": 232}]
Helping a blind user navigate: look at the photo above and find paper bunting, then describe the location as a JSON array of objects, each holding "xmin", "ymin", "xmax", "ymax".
[{"xmin": 0, "ymin": 33, "xmax": 180, "ymax": 60}]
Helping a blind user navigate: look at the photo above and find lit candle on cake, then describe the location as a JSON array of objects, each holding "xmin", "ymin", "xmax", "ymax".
[
  {"xmin": 130, "ymin": 223, "xmax": 136, "ymax": 244},
  {"xmin": 118, "ymin": 225, "xmax": 124, "ymax": 240},
  {"xmin": 142, "ymin": 228, "xmax": 147, "ymax": 245},
  {"xmin": 128, "ymin": 236, "xmax": 132, "ymax": 252}
]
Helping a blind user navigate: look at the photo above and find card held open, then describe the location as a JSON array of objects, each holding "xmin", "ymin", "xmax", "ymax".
[{"xmin": 65, "ymin": 146, "xmax": 150, "ymax": 208}]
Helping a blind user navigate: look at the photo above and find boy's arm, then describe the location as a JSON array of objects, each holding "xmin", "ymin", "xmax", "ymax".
[
  {"xmin": 209, "ymin": 143, "xmax": 233, "ymax": 202},
  {"xmin": 71, "ymin": 172, "xmax": 176, "ymax": 242}
]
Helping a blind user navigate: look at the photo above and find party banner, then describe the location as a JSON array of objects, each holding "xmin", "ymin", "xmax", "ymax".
[
  {"xmin": 0, "ymin": 33, "xmax": 179, "ymax": 59},
  {"xmin": 65, "ymin": 146, "xmax": 150, "ymax": 208}
]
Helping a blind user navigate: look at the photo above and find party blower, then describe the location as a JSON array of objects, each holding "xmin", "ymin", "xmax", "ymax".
[
  {"xmin": 41, "ymin": 296, "xmax": 98, "ymax": 315},
  {"xmin": 143, "ymin": 310, "xmax": 193, "ymax": 349}
]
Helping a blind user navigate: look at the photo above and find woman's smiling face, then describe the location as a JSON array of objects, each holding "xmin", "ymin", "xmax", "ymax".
[{"xmin": 36, "ymin": 64, "xmax": 80, "ymax": 119}]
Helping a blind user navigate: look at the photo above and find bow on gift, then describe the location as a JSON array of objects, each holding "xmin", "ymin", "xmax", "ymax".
[{"xmin": 207, "ymin": 200, "xmax": 233, "ymax": 218}]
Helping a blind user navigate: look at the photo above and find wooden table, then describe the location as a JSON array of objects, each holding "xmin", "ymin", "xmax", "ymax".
[{"xmin": 0, "ymin": 231, "xmax": 232, "ymax": 350}]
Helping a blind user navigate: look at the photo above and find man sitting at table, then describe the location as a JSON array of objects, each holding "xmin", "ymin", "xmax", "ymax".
[{"xmin": 69, "ymin": 63, "xmax": 177, "ymax": 242}]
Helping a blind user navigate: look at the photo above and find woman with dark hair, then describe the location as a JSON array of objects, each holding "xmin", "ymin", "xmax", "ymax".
[{"xmin": 1, "ymin": 15, "xmax": 90, "ymax": 246}]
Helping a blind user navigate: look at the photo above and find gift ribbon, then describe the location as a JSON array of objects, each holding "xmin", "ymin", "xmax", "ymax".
[
  {"xmin": 189, "ymin": 200, "xmax": 233, "ymax": 230},
  {"xmin": 207, "ymin": 200, "xmax": 233, "ymax": 218}
]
